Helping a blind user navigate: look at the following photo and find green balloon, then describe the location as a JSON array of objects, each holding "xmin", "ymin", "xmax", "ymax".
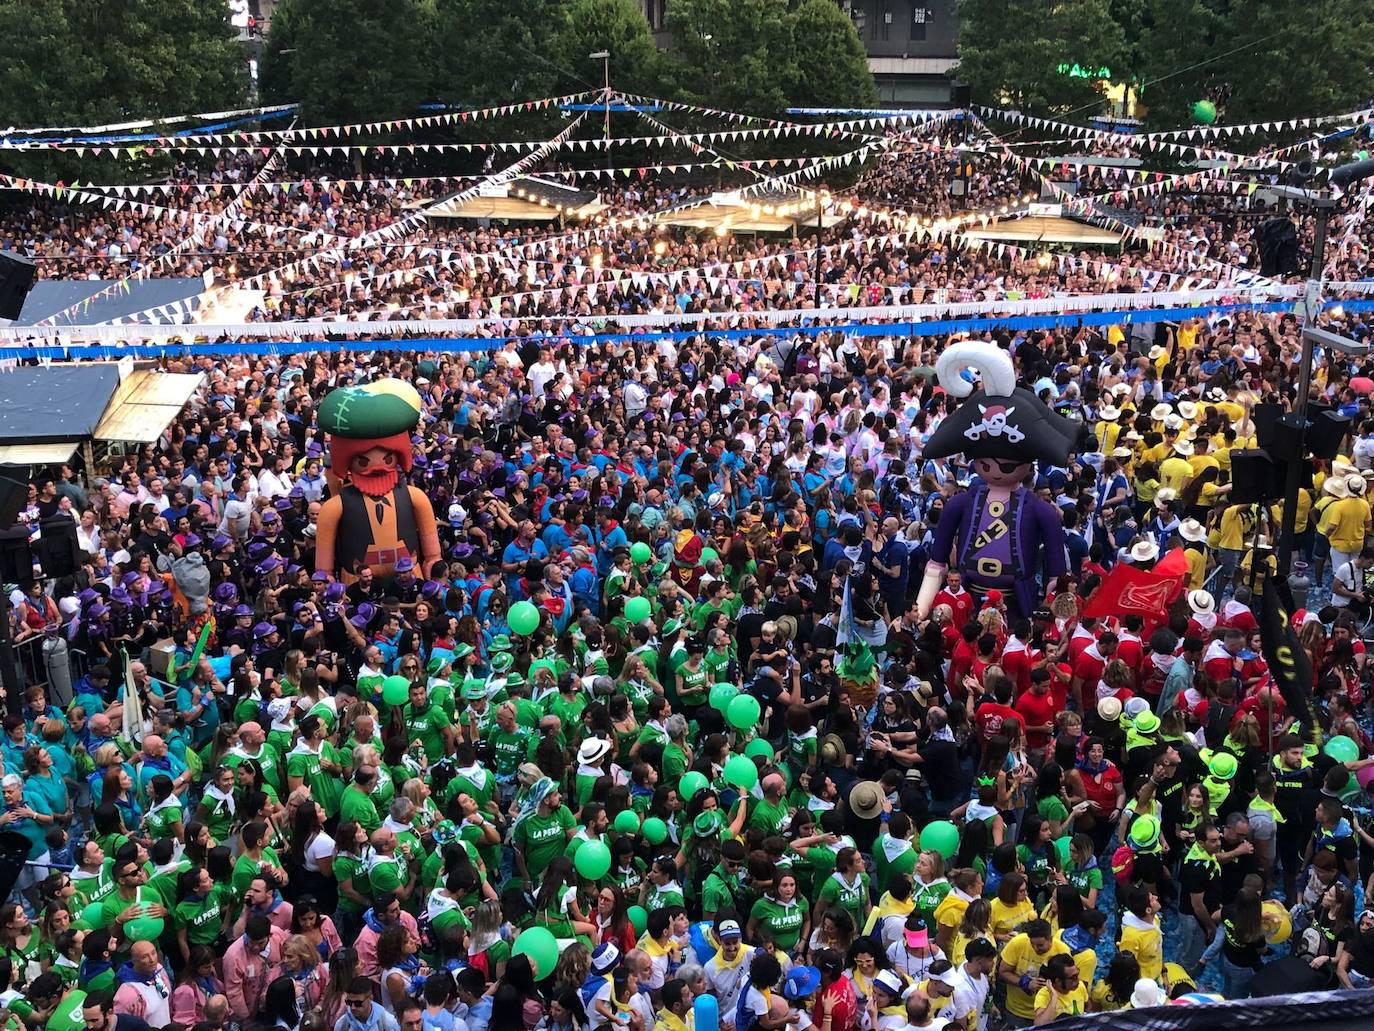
[
  {"xmin": 744, "ymin": 738, "xmax": 774, "ymax": 761},
  {"xmin": 642, "ymin": 817, "xmax": 669, "ymax": 845},
  {"xmin": 678, "ymin": 771, "xmax": 709, "ymax": 802},
  {"xmin": 628, "ymin": 905, "xmax": 649, "ymax": 935},
  {"xmin": 1053, "ymin": 835, "xmax": 1072, "ymax": 867},
  {"xmin": 381, "ymin": 675, "xmax": 411, "ymax": 707},
  {"xmin": 624, "ymin": 596, "xmax": 652, "ymax": 624},
  {"xmin": 1326, "ymin": 735, "xmax": 1360, "ymax": 763},
  {"xmin": 1192, "ymin": 99, "xmax": 1217, "ymax": 124},
  {"xmin": 512, "ymin": 926, "xmax": 559, "ymax": 979},
  {"xmin": 614, "ymin": 810, "xmax": 641, "ymax": 835},
  {"xmin": 919, "ymin": 820, "xmax": 961, "ymax": 860},
  {"xmin": 508, "ymin": 600, "xmax": 541, "ymax": 636},
  {"xmin": 126, "ymin": 916, "xmax": 164, "ymax": 943},
  {"xmin": 709, "ymin": 682, "xmax": 739, "ymax": 713},
  {"xmin": 700, "ymin": 547, "xmax": 719, "ymax": 566},
  {"xmin": 724, "ymin": 753, "xmax": 759, "ymax": 791},
  {"xmin": 78, "ymin": 901, "xmax": 105, "ymax": 929},
  {"xmin": 631, "ymin": 542, "xmax": 652, "ymax": 565},
  {"xmin": 726, "ymin": 693, "xmax": 761, "ymax": 730},
  {"xmin": 574, "ymin": 839, "xmax": 612, "ymax": 880}
]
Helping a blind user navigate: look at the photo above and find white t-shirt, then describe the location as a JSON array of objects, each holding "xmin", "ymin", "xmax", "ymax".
[
  {"xmin": 1331, "ymin": 559, "xmax": 1363, "ymax": 608},
  {"xmin": 942, "ymin": 967, "xmax": 990, "ymax": 1031},
  {"xmin": 305, "ymin": 831, "xmax": 336, "ymax": 873}
]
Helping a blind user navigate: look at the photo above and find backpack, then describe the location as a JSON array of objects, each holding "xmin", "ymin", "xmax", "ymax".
[
  {"xmin": 1110, "ymin": 843, "xmax": 1135, "ymax": 886},
  {"xmin": 1204, "ymin": 701, "xmax": 1238, "ymax": 750}
]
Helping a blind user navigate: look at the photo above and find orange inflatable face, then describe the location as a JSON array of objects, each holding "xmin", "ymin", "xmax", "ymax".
[{"xmin": 348, "ymin": 445, "xmax": 401, "ymax": 496}]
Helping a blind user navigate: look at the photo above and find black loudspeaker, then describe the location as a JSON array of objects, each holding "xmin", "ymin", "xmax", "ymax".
[
  {"xmin": 1252, "ymin": 403, "xmax": 1283, "ymax": 450},
  {"xmin": 1304, "ymin": 407, "xmax": 1351, "ymax": 460},
  {"xmin": 0, "ymin": 468, "xmax": 28, "ymax": 528},
  {"xmin": 1230, "ymin": 448, "xmax": 1283, "ymax": 504},
  {"xmin": 0, "ymin": 252, "xmax": 36, "ymax": 321},
  {"xmin": 951, "ymin": 82, "xmax": 971, "ymax": 108},
  {"xmin": 1255, "ymin": 217, "xmax": 1300, "ymax": 277},
  {"xmin": 0, "ymin": 832, "xmax": 31, "ymax": 903},
  {"xmin": 0, "ymin": 529, "xmax": 33, "ymax": 582},
  {"xmin": 36, "ymin": 518, "xmax": 79, "ymax": 578},
  {"xmin": 1271, "ymin": 412, "xmax": 1306, "ymax": 462}
]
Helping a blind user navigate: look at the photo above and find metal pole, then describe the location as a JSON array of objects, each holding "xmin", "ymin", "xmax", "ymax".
[
  {"xmin": 603, "ymin": 54, "xmax": 611, "ymax": 180},
  {"xmin": 1278, "ymin": 202, "xmax": 1331, "ymax": 572}
]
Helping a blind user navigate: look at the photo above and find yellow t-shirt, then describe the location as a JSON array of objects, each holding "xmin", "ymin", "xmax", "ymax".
[
  {"xmin": 1001, "ymin": 933, "xmax": 1070, "ymax": 1019},
  {"xmin": 1178, "ymin": 322, "xmax": 1200, "ymax": 352},
  {"xmin": 934, "ymin": 893, "xmax": 970, "ymax": 941},
  {"xmin": 1096, "ymin": 422, "xmax": 1123, "ymax": 453},
  {"xmin": 1186, "ymin": 548, "xmax": 1208, "ymax": 589},
  {"xmin": 1218, "ymin": 505, "xmax": 1256, "ymax": 551},
  {"xmin": 1269, "ymin": 490, "xmax": 1312, "ymax": 535},
  {"xmin": 1058, "ymin": 934, "xmax": 1098, "ymax": 987},
  {"xmin": 990, "ymin": 897, "xmax": 1037, "ymax": 941},
  {"xmin": 1118, "ymin": 915, "xmax": 1164, "ymax": 980},
  {"xmin": 1324, "ymin": 496, "xmax": 1371, "ymax": 552},
  {"xmin": 1143, "ymin": 442, "xmax": 1171, "ymax": 466},
  {"xmin": 1033, "ymin": 982, "xmax": 1089, "ymax": 1020},
  {"xmin": 1159, "ymin": 456, "xmax": 1194, "ymax": 494},
  {"xmin": 1188, "ymin": 454, "xmax": 1220, "ymax": 479},
  {"xmin": 1134, "ymin": 477, "xmax": 1160, "ymax": 504},
  {"xmin": 1090, "ymin": 979, "xmax": 1129, "ymax": 1011}
]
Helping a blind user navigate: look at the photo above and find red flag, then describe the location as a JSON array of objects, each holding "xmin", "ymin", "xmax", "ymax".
[{"xmin": 1081, "ymin": 561, "xmax": 1181, "ymax": 629}]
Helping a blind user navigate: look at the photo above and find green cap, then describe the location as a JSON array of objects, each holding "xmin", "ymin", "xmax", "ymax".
[
  {"xmin": 1128, "ymin": 814, "xmax": 1161, "ymax": 850},
  {"xmin": 1133, "ymin": 712, "xmax": 1160, "ymax": 735}
]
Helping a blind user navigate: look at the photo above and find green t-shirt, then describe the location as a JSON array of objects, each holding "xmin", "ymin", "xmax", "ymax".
[
  {"xmin": 701, "ymin": 866, "xmax": 740, "ymax": 919},
  {"xmin": 175, "ymin": 885, "xmax": 230, "ymax": 944},
  {"xmin": 339, "ymin": 787, "xmax": 381, "ymax": 835},
  {"xmin": 515, "ymin": 806, "xmax": 575, "ymax": 881},
  {"xmin": 335, "ymin": 852, "xmax": 371, "ymax": 913},
  {"xmin": 232, "ymin": 847, "xmax": 281, "ymax": 899},
  {"xmin": 817, "ymin": 870, "xmax": 870, "ymax": 929},
  {"xmin": 224, "ymin": 744, "xmax": 284, "ymax": 794},
  {"xmin": 286, "ymin": 742, "xmax": 344, "ymax": 818},
  {"xmin": 488, "ymin": 726, "xmax": 532, "ymax": 777},
  {"xmin": 748, "ymin": 796, "xmax": 789, "ymax": 836},
  {"xmin": 1067, "ymin": 862, "xmax": 1104, "ymax": 899},
  {"xmin": 643, "ymin": 882, "xmax": 685, "ymax": 913},
  {"xmin": 663, "ymin": 744, "xmax": 688, "ymax": 784},
  {"xmin": 368, "ymin": 854, "xmax": 409, "ymax": 896},
  {"xmin": 678, "ymin": 663, "xmax": 709, "ymax": 706},
  {"xmin": 750, "ymin": 895, "xmax": 808, "ymax": 951},
  {"xmin": 72, "ymin": 862, "xmax": 116, "ymax": 911},
  {"xmin": 402, "ymin": 702, "xmax": 452, "ymax": 766},
  {"xmin": 1038, "ymin": 795, "xmax": 1070, "ymax": 825}
]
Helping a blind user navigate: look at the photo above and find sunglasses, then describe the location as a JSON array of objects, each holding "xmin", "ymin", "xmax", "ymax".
[{"xmin": 347, "ymin": 998, "xmax": 372, "ymax": 1008}]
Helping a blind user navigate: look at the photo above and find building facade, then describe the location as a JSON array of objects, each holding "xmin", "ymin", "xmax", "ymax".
[{"xmin": 637, "ymin": 0, "xmax": 959, "ymax": 107}]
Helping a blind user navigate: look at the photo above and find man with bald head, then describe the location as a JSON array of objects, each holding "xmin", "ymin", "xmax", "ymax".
[
  {"xmin": 339, "ymin": 764, "xmax": 382, "ymax": 834},
  {"xmin": 749, "ymin": 772, "xmax": 790, "ymax": 836},
  {"xmin": 113, "ymin": 939, "xmax": 172, "ymax": 1028},
  {"xmin": 135, "ymin": 734, "xmax": 190, "ymax": 809},
  {"xmin": 368, "ymin": 826, "xmax": 417, "ymax": 903},
  {"xmin": 224, "ymin": 721, "xmax": 283, "ymax": 795}
]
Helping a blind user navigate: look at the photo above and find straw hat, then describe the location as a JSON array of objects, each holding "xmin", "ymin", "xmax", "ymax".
[
  {"xmin": 1150, "ymin": 403, "xmax": 1172, "ymax": 421},
  {"xmin": 848, "ymin": 781, "xmax": 885, "ymax": 819},
  {"xmin": 1163, "ymin": 414, "xmax": 1184, "ymax": 431},
  {"xmin": 1187, "ymin": 589, "xmax": 1215, "ymax": 615},
  {"xmin": 1347, "ymin": 474, "xmax": 1367, "ymax": 496},
  {"xmin": 1154, "ymin": 488, "xmax": 1178, "ymax": 507},
  {"xmin": 1326, "ymin": 476, "xmax": 1352, "ymax": 499},
  {"xmin": 1097, "ymin": 697, "xmax": 1123, "ymax": 722},
  {"xmin": 1177, "ymin": 400, "xmax": 1199, "ymax": 421},
  {"xmin": 1099, "ymin": 405, "xmax": 1122, "ymax": 421},
  {"xmin": 1178, "ymin": 518, "xmax": 1207, "ymax": 543},
  {"xmin": 1332, "ymin": 459, "xmax": 1358, "ymax": 478},
  {"xmin": 1130, "ymin": 978, "xmax": 1169, "ymax": 1009},
  {"xmin": 1173, "ymin": 440, "xmax": 1195, "ymax": 457},
  {"xmin": 1129, "ymin": 539, "xmax": 1160, "ymax": 563},
  {"xmin": 1111, "ymin": 447, "xmax": 1133, "ymax": 459},
  {"xmin": 1148, "ymin": 345, "xmax": 1168, "ymax": 361}
]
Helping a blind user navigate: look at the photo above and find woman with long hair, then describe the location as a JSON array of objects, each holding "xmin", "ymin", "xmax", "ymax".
[
  {"xmin": 593, "ymin": 885, "xmax": 636, "ymax": 954},
  {"xmin": 289, "ymin": 896, "xmax": 343, "ymax": 965},
  {"xmin": 261, "ymin": 974, "xmax": 303, "ymax": 1031},
  {"xmin": 170, "ymin": 945, "xmax": 224, "ymax": 1028},
  {"xmin": 286, "ymin": 799, "xmax": 336, "ymax": 910},
  {"xmin": 467, "ymin": 898, "xmax": 510, "ymax": 982},
  {"xmin": 316, "ymin": 947, "xmax": 360, "ymax": 1029},
  {"xmin": 1090, "ymin": 951, "xmax": 1139, "ymax": 1011},
  {"xmin": 1204, "ymin": 883, "xmax": 1267, "ymax": 998},
  {"xmin": 276, "ymin": 934, "xmax": 329, "ymax": 1013},
  {"xmin": 533, "ymin": 856, "xmax": 597, "ymax": 941}
]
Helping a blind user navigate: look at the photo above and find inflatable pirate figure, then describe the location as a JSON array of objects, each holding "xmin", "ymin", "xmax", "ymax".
[
  {"xmin": 915, "ymin": 343, "xmax": 1084, "ymax": 619},
  {"xmin": 314, "ymin": 379, "xmax": 441, "ymax": 585}
]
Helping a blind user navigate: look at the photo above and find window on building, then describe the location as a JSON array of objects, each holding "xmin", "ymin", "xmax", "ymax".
[
  {"xmin": 880, "ymin": 1, "xmax": 892, "ymax": 40},
  {"xmin": 910, "ymin": 5, "xmax": 928, "ymax": 40}
]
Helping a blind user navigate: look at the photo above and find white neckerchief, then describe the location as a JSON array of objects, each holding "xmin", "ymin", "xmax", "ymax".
[{"xmin": 203, "ymin": 784, "xmax": 235, "ymax": 816}]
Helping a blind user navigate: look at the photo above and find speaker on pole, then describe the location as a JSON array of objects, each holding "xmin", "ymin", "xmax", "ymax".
[
  {"xmin": 951, "ymin": 82, "xmax": 971, "ymax": 108},
  {"xmin": 1230, "ymin": 449, "xmax": 1284, "ymax": 505},
  {"xmin": 35, "ymin": 518, "xmax": 80, "ymax": 579},
  {"xmin": 1308, "ymin": 409, "xmax": 1351, "ymax": 460}
]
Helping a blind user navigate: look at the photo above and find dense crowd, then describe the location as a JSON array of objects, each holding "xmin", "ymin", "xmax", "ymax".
[{"xmin": 3, "ymin": 111, "xmax": 1374, "ymax": 1031}]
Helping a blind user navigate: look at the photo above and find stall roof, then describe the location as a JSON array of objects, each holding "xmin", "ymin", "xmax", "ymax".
[
  {"xmin": 6, "ymin": 279, "xmax": 205, "ymax": 326},
  {"xmin": 0, "ymin": 443, "xmax": 79, "ymax": 466},
  {"xmin": 964, "ymin": 214, "xmax": 1125, "ymax": 246},
  {"xmin": 0, "ymin": 365, "xmax": 121, "ymax": 443},
  {"xmin": 93, "ymin": 370, "xmax": 204, "ymax": 444},
  {"xmin": 419, "ymin": 176, "xmax": 604, "ymax": 221},
  {"xmin": 654, "ymin": 191, "xmax": 844, "ymax": 233}
]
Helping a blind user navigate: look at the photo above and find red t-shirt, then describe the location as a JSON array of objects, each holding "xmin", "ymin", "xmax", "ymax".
[
  {"xmin": 1067, "ymin": 625, "xmax": 1098, "ymax": 666},
  {"xmin": 1072, "ymin": 647, "xmax": 1110, "ymax": 694},
  {"xmin": 1079, "ymin": 762, "xmax": 1124, "ymax": 816},
  {"xmin": 1114, "ymin": 635, "xmax": 1145, "ymax": 679},
  {"xmin": 935, "ymin": 587, "xmax": 975, "ymax": 631},
  {"xmin": 949, "ymin": 639, "xmax": 977, "ymax": 699},
  {"xmin": 815, "ymin": 976, "xmax": 860, "ymax": 1031},
  {"xmin": 1015, "ymin": 689, "xmax": 1058, "ymax": 749},
  {"xmin": 1001, "ymin": 641, "xmax": 1034, "ymax": 696},
  {"xmin": 974, "ymin": 700, "xmax": 1019, "ymax": 742}
]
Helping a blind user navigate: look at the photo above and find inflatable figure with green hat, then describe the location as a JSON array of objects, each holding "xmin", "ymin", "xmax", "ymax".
[{"xmin": 314, "ymin": 378, "xmax": 441, "ymax": 585}]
